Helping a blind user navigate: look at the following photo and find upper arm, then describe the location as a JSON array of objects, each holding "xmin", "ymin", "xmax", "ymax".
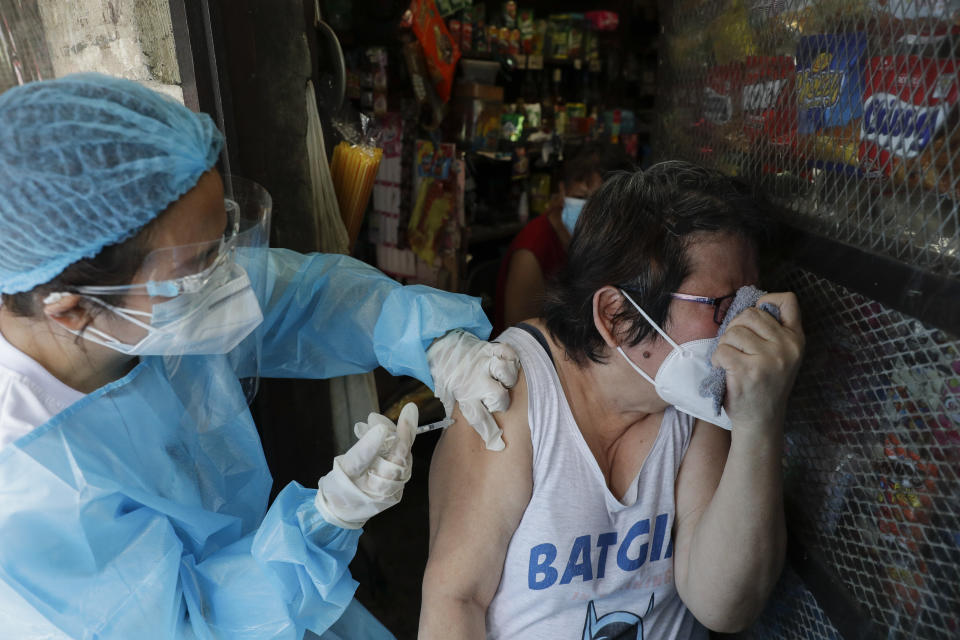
[
  {"xmin": 503, "ymin": 249, "xmax": 546, "ymax": 328},
  {"xmin": 672, "ymin": 420, "xmax": 730, "ymax": 597},
  {"xmin": 423, "ymin": 372, "xmax": 533, "ymax": 612}
]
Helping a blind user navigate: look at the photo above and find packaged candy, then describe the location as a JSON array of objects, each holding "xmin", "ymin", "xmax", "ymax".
[
  {"xmin": 503, "ymin": 1, "xmax": 517, "ymax": 29},
  {"xmin": 533, "ymin": 19, "xmax": 548, "ymax": 57},
  {"xmin": 568, "ymin": 15, "xmax": 585, "ymax": 60},
  {"xmin": 509, "ymin": 28, "xmax": 521, "ymax": 56},
  {"xmin": 584, "ymin": 10, "xmax": 618, "ymax": 31},
  {"xmin": 435, "ymin": 0, "xmax": 456, "ymax": 16},
  {"xmin": 872, "ymin": 0, "xmax": 960, "ymax": 48},
  {"xmin": 860, "ymin": 56, "xmax": 960, "ymax": 196},
  {"xmin": 501, "ymin": 110, "xmax": 524, "ymax": 141},
  {"xmin": 702, "ymin": 63, "xmax": 747, "ymax": 154},
  {"xmin": 523, "ymin": 102, "xmax": 542, "ymax": 131},
  {"xmin": 470, "ymin": 4, "xmax": 488, "ymax": 54},
  {"xmin": 410, "ymin": 0, "xmax": 461, "ymax": 103},
  {"xmin": 460, "ymin": 11, "xmax": 473, "ymax": 55},
  {"xmin": 796, "ymin": 33, "xmax": 866, "ymax": 171},
  {"xmin": 709, "ymin": 0, "xmax": 756, "ymax": 64},
  {"xmin": 498, "ymin": 26, "xmax": 511, "ymax": 55},
  {"xmin": 486, "ymin": 24, "xmax": 499, "ymax": 54},
  {"xmin": 447, "ymin": 19, "xmax": 462, "ymax": 52},
  {"xmin": 519, "ymin": 9, "xmax": 535, "ymax": 54},
  {"xmin": 548, "ymin": 15, "xmax": 570, "ymax": 60},
  {"xmin": 742, "ymin": 56, "xmax": 796, "ymax": 147},
  {"xmin": 585, "ymin": 30, "xmax": 601, "ymax": 72}
]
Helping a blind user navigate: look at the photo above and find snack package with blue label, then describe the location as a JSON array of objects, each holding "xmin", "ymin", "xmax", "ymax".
[
  {"xmin": 859, "ymin": 55, "xmax": 960, "ymax": 198},
  {"xmin": 796, "ymin": 33, "xmax": 866, "ymax": 173}
]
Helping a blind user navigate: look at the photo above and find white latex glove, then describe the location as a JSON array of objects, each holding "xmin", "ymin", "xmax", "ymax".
[
  {"xmin": 426, "ymin": 329, "xmax": 520, "ymax": 451},
  {"xmin": 315, "ymin": 403, "xmax": 418, "ymax": 529}
]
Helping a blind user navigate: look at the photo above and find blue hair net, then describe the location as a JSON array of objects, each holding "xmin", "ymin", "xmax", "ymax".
[{"xmin": 0, "ymin": 73, "xmax": 224, "ymax": 294}]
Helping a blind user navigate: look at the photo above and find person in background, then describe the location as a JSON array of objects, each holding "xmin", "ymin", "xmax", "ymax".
[
  {"xmin": 493, "ymin": 142, "xmax": 633, "ymax": 335},
  {"xmin": 0, "ymin": 73, "xmax": 518, "ymax": 639},
  {"xmin": 421, "ymin": 162, "xmax": 805, "ymax": 638}
]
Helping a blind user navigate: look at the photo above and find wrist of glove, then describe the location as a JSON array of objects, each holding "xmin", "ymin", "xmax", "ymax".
[
  {"xmin": 426, "ymin": 329, "xmax": 520, "ymax": 451},
  {"xmin": 314, "ymin": 403, "xmax": 417, "ymax": 529}
]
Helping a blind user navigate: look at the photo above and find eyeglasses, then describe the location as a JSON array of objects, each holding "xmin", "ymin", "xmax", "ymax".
[
  {"xmin": 670, "ymin": 291, "xmax": 737, "ymax": 325},
  {"xmin": 75, "ymin": 199, "xmax": 241, "ymax": 299}
]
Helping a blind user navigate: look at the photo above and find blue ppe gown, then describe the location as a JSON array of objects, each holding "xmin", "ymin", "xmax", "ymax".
[{"xmin": 0, "ymin": 249, "xmax": 491, "ymax": 639}]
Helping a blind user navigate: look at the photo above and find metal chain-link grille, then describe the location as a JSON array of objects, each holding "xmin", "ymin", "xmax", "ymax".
[
  {"xmin": 656, "ymin": 0, "xmax": 960, "ymax": 278},
  {"xmin": 736, "ymin": 565, "xmax": 843, "ymax": 640},
  {"xmin": 739, "ymin": 266, "xmax": 960, "ymax": 639},
  {"xmin": 655, "ymin": 5, "xmax": 960, "ymax": 635}
]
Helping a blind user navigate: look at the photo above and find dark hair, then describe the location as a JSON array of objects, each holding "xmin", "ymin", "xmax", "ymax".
[
  {"xmin": 2, "ymin": 222, "xmax": 157, "ymax": 322},
  {"xmin": 562, "ymin": 142, "xmax": 634, "ymax": 186},
  {"xmin": 543, "ymin": 160, "xmax": 770, "ymax": 366}
]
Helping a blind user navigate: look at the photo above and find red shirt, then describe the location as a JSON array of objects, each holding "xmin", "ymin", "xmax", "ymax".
[{"xmin": 493, "ymin": 214, "xmax": 567, "ymax": 336}]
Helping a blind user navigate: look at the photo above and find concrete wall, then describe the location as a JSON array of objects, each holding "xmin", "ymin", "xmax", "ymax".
[{"xmin": 35, "ymin": 0, "xmax": 181, "ymax": 100}]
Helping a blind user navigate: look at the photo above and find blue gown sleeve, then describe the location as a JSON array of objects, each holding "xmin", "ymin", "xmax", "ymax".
[
  {"xmin": 0, "ymin": 464, "xmax": 376, "ymax": 639},
  {"xmin": 252, "ymin": 249, "xmax": 491, "ymax": 389},
  {"xmin": 180, "ymin": 483, "xmax": 375, "ymax": 640}
]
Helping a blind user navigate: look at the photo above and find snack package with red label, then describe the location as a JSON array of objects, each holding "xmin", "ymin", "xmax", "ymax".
[
  {"xmin": 796, "ymin": 33, "xmax": 866, "ymax": 172},
  {"xmin": 872, "ymin": 0, "xmax": 960, "ymax": 49},
  {"xmin": 860, "ymin": 56, "xmax": 960, "ymax": 197},
  {"xmin": 701, "ymin": 62, "xmax": 747, "ymax": 154},
  {"xmin": 743, "ymin": 55, "xmax": 796, "ymax": 147},
  {"xmin": 410, "ymin": 0, "xmax": 461, "ymax": 103},
  {"xmin": 460, "ymin": 10, "xmax": 473, "ymax": 55},
  {"xmin": 585, "ymin": 10, "xmax": 619, "ymax": 31}
]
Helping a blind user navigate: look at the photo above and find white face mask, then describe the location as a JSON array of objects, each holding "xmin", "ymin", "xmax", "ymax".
[
  {"xmin": 72, "ymin": 263, "xmax": 264, "ymax": 357},
  {"xmin": 616, "ymin": 289, "xmax": 732, "ymax": 430}
]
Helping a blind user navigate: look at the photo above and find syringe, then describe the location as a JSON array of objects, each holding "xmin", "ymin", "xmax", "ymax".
[{"xmin": 416, "ymin": 417, "xmax": 455, "ymax": 435}]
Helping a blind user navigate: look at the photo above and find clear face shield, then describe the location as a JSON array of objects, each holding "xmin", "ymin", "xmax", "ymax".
[{"xmin": 71, "ymin": 175, "xmax": 272, "ymax": 403}]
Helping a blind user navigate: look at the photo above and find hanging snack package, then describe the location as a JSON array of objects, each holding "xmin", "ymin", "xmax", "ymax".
[
  {"xmin": 533, "ymin": 19, "xmax": 548, "ymax": 57},
  {"xmin": 460, "ymin": 9, "xmax": 473, "ymax": 55},
  {"xmin": 743, "ymin": 56, "xmax": 796, "ymax": 147},
  {"xmin": 519, "ymin": 9, "xmax": 535, "ymax": 54},
  {"xmin": 872, "ymin": 0, "xmax": 960, "ymax": 48},
  {"xmin": 471, "ymin": 4, "xmax": 488, "ymax": 54},
  {"xmin": 702, "ymin": 63, "xmax": 746, "ymax": 156},
  {"xmin": 709, "ymin": 0, "xmax": 757, "ymax": 64},
  {"xmin": 523, "ymin": 102, "xmax": 542, "ymax": 132},
  {"xmin": 796, "ymin": 33, "xmax": 866, "ymax": 172},
  {"xmin": 498, "ymin": 26, "xmax": 511, "ymax": 56},
  {"xmin": 548, "ymin": 15, "xmax": 570, "ymax": 60},
  {"xmin": 509, "ymin": 28, "xmax": 522, "ymax": 56},
  {"xmin": 410, "ymin": 0, "xmax": 461, "ymax": 103},
  {"xmin": 502, "ymin": 1, "xmax": 517, "ymax": 29},
  {"xmin": 585, "ymin": 10, "xmax": 619, "ymax": 31},
  {"xmin": 447, "ymin": 17, "xmax": 462, "ymax": 52},
  {"xmin": 501, "ymin": 110, "xmax": 525, "ymax": 142},
  {"xmin": 860, "ymin": 56, "xmax": 960, "ymax": 196}
]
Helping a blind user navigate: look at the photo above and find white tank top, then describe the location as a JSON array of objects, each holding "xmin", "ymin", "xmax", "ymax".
[{"xmin": 486, "ymin": 326, "xmax": 708, "ymax": 640}]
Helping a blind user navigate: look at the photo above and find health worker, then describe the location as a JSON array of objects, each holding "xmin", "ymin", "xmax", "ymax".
[{"xmin": 0, "ymin": 73, "xmax": 518, "ymax": 639}]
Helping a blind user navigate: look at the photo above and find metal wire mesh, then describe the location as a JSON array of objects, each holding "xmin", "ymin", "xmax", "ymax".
[
  {"xmin": 656, "ymin": 0, "xmax": 960, "ymax": 278},
  {"xmin": 735, "ymin": 265, "xmax": 960, "ymax": 640},
  {"xmin": 655, "ymin": 2, "xmax": 960, "ymax": 635},
  {"xmin": 735, "ymin": 565, "xmax": 843, "ymax": 640}
]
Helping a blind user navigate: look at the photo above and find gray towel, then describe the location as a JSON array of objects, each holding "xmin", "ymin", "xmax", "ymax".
[{"xmin": 699, "ymin": 285, "xmax": 782, "ymax": 416}]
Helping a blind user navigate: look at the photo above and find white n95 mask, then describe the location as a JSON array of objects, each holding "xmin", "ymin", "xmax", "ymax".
[
  {"xmin": 68, "ymin": 263, "xmax": 264, "ymax": 357},
  {"xmin": 616, "ymin": 289, "xmax": 732, "ymax": 430}
]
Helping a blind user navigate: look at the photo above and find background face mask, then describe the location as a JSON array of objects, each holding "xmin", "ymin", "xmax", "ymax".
[
  {"xmin": 616, "ymin": 289, "xmax": 733, "ymax": 430},
  {"xmin": 561, "ymin": 197, "xmax": 586, "ymax": 234}
]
